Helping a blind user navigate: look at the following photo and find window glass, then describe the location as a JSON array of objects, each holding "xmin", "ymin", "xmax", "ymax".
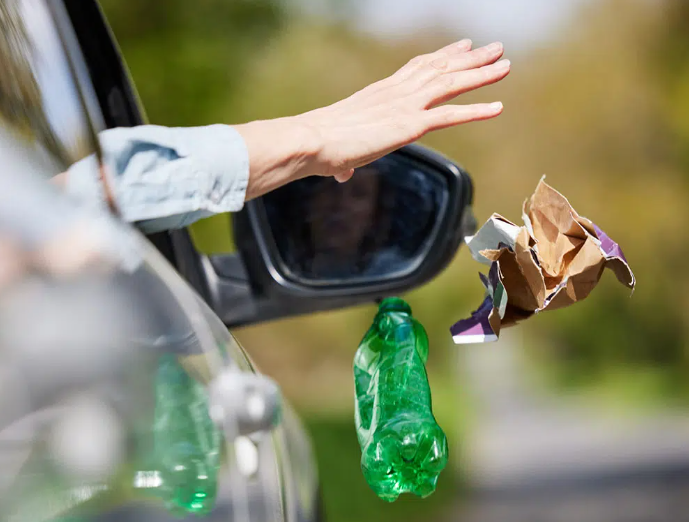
[{"xmin": 0, "ymin": 0, "xmax": 97, "ymax": 180}]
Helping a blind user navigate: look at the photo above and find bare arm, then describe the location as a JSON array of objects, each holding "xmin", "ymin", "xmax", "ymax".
[
  {"xmin": 53, "ymin": 40, "xmax": 509, "ymax": 221},
  {"xmin": 236, "ymin": 39, "xmax": 509, "ymax": 199}
]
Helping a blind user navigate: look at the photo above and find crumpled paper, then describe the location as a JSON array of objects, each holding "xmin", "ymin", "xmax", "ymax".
[{"xmin": 451, "ymin": 177, "xmax": 635, "ymax": 344}]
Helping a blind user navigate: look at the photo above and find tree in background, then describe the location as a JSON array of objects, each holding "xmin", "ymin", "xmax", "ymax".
[{"xmin": 99, "ymin": 0, "xmax": 287, "ymax": 126}]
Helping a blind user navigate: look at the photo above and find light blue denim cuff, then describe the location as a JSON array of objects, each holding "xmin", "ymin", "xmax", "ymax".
[{"xmin": 65, "ymin": 124, "xmax": 250, "ymax": 233}]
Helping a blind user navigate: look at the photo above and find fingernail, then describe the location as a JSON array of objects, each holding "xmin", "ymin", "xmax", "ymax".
[
  {"xmin": 458, "ymin": 38, "xmax": 472, "ymax": 48},
  {"xmin": 487, "ymin": 41, "xmax": 503, "ymax": 52},
  {"xmin": 496, "ymin": 59, "xmax": 511, "ymax": 70},
  {"xmin": 490, "ymin": 102, "xmax": 503, "ymax": 111}
]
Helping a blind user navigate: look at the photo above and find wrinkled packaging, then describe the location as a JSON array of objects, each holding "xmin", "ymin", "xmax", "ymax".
[{"xmin": 451, "ymin": 178, "xmax": 635, "ymax": 344}]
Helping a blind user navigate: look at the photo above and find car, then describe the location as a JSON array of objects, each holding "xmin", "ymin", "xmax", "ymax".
[{"xmin": 0, "ymin": 0, "xmax": 476, "ymax": 521}]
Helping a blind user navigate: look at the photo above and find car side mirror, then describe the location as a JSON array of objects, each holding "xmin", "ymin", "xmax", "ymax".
[{"xmin": 173, "ymin": 144, "xmax": 476, "ymax": 327}]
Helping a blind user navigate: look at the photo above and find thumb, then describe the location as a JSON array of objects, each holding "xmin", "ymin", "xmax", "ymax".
[{"xmin": 333, "ymin": 168, "xmax": 355, "ymax": 183}]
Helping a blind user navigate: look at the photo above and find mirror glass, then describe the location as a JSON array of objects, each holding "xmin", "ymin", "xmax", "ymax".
[{"xmin": 261, "ymin": 154, "xmax": 449, "ymax": 284}]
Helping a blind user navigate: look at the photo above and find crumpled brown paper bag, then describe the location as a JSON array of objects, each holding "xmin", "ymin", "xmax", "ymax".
[{"xmin": 451, "ymin": 178, "xmax": 635, "ymax": 344}]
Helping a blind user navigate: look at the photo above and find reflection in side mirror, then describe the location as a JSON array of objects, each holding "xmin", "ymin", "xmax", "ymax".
[
  {"xmin": 262, "ymin": 155, "xmax": 449, "ymax": 285},
  {"xmin": 193, "ymin": 144, "xmax": 475, "ymax": 327}
]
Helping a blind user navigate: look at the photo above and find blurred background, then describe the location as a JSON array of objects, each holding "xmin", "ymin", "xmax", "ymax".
[{"xmin": 97, "ymin": 0, "xmax": 689, "ymax": 520}]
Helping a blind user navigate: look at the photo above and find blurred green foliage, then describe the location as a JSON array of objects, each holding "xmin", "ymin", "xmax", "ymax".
[
  {"xmin": 100, "ymin": 0, "xmax": 287, "ymax": 126},
  {"xmin": 98, "ymin": 0, "xmax": 689, "ymax": 518},
  {"xmin": 656, "ymin": 0, "xmax": 689, "ymax": 174}
]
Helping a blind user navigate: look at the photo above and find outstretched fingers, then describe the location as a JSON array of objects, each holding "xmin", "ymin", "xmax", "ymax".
[
  {"xmin": 400, "ymin": 42, "xmax": 505, "ymax": 87},
  {"xmin": 394, "ymin": 39, "xmax": 476, "ymax": 81},
  {"xmin": 425, "ymin": 102, "xmax": 504, "ymax": 132},
  {"xmin": 427, "ymin": 41, "xmax": 505, "ymax": 75},
  {"xmin": 420, "ymin": 59, "xmax": 511, "ymax": 108},
  {"xmin": 334, "ymin": 169, "xmax": 355, "ymax": 183},
  {"xmin": 436, "ymin": 38, "xmax": 473, "ymax": 56}
]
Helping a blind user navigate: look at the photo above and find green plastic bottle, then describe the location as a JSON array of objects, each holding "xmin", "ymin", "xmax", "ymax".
[
  {"xmin": 147, "ymin": 354, "xmax": 222, "ymax": 515},
  {"xmin": 354, "ymin": 297, "xmax": 448, "ymax": 502}
]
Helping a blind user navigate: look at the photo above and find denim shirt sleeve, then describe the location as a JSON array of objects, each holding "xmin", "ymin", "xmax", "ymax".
[{"xmin": 64, "ymin": 124, "xmax": 250, "ymax": 234}]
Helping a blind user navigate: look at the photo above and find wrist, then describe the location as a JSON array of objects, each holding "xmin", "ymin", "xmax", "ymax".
[{"xmin": 235, "ymin": 117, "xmax": 322, "ymax": 200}]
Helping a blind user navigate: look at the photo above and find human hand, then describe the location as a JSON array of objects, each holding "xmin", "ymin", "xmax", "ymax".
[{"xmin": 237, "ymin": 39, "xmax": 510, "ymax": 198}]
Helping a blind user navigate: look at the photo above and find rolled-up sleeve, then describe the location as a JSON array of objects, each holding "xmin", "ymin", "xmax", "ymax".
[{"xmin": 65, "ymin": 124, "xmax": 250, "ymax": 233}]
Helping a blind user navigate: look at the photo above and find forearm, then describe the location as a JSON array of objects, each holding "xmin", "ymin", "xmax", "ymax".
[{"xmin": 234, "ymin": 116, "xmax": 321, "ymax": 200}]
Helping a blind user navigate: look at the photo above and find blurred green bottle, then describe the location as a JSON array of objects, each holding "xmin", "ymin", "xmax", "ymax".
[
  {"xmin": 148, "ymin": 354, "xmax": 222, "ymax": 515},
  {"xmin": 354, "ymin": 297, "xmax": 448, "ymax": 502}
]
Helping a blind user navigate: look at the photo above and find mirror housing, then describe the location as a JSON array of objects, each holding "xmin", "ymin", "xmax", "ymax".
[{"xmin": 184, "ymin": 143, "xmax": 476, "ymax": 328}]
